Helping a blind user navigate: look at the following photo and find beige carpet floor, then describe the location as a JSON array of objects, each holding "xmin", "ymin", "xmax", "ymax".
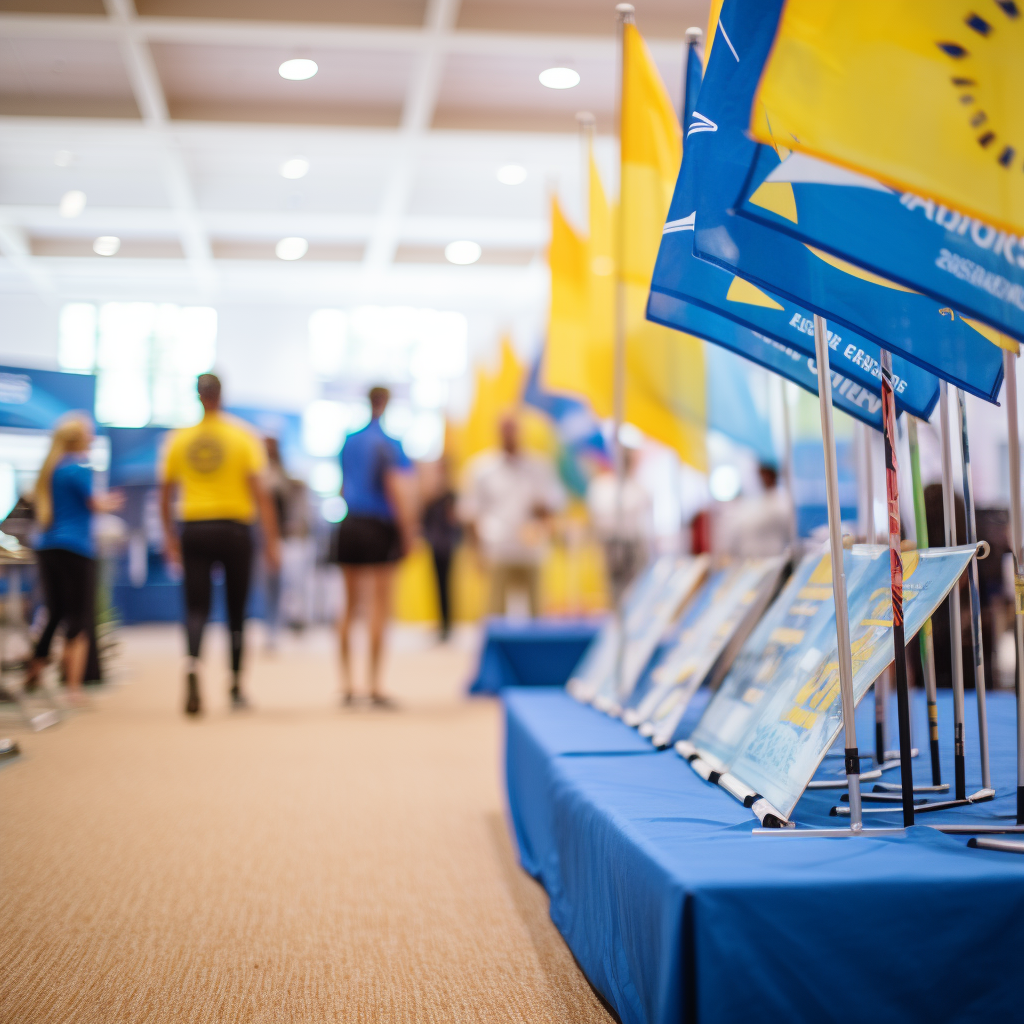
[{"xmin": 0, "ymin": 624, "xmax": 613, "ymax": 1024}]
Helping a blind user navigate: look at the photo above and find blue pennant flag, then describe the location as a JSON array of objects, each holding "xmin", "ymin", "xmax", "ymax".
[
  {"xmin": 646, "ymin": 76, "xmax": 941, "ymax": 426},
  {"xmin": 688, "ymin": 0, "xmax": 1005, "ymax": 403}
]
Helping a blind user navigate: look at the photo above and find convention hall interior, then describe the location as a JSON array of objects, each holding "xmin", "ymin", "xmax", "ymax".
[{"xmin": 2, "ymin": 1, "xmax": 1024, "ymax": 1022}]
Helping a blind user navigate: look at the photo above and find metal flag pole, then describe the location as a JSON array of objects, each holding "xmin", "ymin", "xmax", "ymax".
[
  {"xmin": 862, "ymin": 420, "xmax": 889, "ymax": 766},
  {"xmin": 1003, "ymin": 349, "xmax": 1024, "ymax": 825},
  {"xmin": 780, "ymin": 378, "xmax": 798, "ymax": 546},
  {"xmin": 814, "ymin": 315, "xmax": 863, "ymax": 829},
  {"xmin": 908, "ymin": 415, "xmax": 944, "ymax": 787},
  {"xmin": 939, "ymin": 381, "xmax": 968, "ymax": 801},
  {"xmin": 611, "ymin": 2, "xmax": 634, "ymax": 695},
  {"xmin": 880, "ymin": 350, "xmax": 915, "ymax": 826},
  {"xmin": 955, "ymin": 388, "xmax": 992, "ymax": 792}
]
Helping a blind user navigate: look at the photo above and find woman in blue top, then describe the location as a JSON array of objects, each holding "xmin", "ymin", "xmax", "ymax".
[
  {"xmin": 25, "ymin": 414, "xmax": 121, "ymax": 704},
  {"xmin": 334, "ymin": 386, "xmax": 415, "ymax": 707}
]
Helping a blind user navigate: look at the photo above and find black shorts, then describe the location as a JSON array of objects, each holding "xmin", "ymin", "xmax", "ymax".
[{"xmin": 334, "ymin": 515, "xmax": 402, "ymax": 565}]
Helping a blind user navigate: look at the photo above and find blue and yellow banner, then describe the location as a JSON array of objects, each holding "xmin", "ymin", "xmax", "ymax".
[
  {"xmin": 689, "ymin": 0, "xmax": 1006, "ymax": 402},
  {"xmin": 736, "ymin": 144, "xmax": 1024, "ymax": 349},
  {"xmin": 646, "ymin": 90, "xmax": 942, "ymax": 425}
]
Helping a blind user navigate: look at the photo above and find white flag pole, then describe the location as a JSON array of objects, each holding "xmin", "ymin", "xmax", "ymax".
[
  {"xmin": 939, "ymin": 382, "xmax": 969, "ymax": 801},
  {"xmin": 954, "ymin": 389, "xmax": 992, "ymax": 792},
  {"xmin": 1002, "ymin": 349, "xmax": 1024, "ymax": 826},
  {"xmin": 813, "ymin": 315, "xmax": 862, "ymax": 829}
]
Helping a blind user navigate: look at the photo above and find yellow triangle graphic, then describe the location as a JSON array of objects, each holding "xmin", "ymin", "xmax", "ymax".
[
  {"xmin": 805, "ymin": 245, "xmax": 917, "ymax": 294},
  {"xmin": 748, "ymin": 181, "xmax": 798, "ymax": 223},
  {"xmin": 726, "ymin": 275, "xmax": 784, "ymax": 310},
  {"xmin": 960, "ymin": 315, "xmax": 1020, "ymax": 355}
]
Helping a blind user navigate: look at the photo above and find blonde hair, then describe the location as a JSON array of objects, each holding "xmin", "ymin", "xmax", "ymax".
[{"xmin": 34, "ymin": 414, "xmax": 92, "ymax": 529}]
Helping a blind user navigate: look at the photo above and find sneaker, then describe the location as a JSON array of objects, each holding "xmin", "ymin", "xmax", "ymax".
[
  {"xmin": 341, "ymin": 692, "xmax": 355, "ymax": 707},
  {"xmin": 185, "ymin": 672, "xmax": 200, "ymax": 715},
  {"xmin": 230, "ymin": 687, "xmax": 249, "ymax": 710},
  {"xmin": 370, "ymin": 693, "xmax": 398, "ymax": 710}
]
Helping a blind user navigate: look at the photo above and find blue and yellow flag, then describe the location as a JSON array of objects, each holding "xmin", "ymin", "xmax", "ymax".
[
  {"xmin": 689, "ymin": 0, "xmax": 1005, "ymax": 403},
  {"xmin": 751, "ymin": 0, "xmax": 1024, "ymax": 239},
  {"xmin": 736, "ymin": 144, "xmax": 1024, "ymax": 349},
  {"xmin": 646, "ymin": 50, "xmax": 942, "ymax": 426}
]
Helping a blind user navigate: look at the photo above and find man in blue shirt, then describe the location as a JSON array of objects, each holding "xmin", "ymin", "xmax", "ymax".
[{"xmin": 333, "ymin": 387, "xmax": 415, "ymax": 707}]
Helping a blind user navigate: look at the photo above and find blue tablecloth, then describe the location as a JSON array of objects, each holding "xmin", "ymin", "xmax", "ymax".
[
  {"xmin": 504, "ymin": 687, "xmax": 1024, "ymax": 1024},
  {"xmin": 468, "ymin": 618, "xmax": 601, "ymax": 694}
]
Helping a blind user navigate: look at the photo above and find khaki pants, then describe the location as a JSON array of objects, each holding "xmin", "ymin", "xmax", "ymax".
[{"xmin": 487, "ymin": 563, "xmax": 540, "ymax": 618}]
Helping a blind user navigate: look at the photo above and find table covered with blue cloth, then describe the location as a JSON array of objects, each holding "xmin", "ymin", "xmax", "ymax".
[
  {"xmin": 468, "ymin": 617, "xmax": 601, "ymax": 694},
  {"xmin": 504, "ymin": 687, "xmax": 1024, "ymax": 1024}
]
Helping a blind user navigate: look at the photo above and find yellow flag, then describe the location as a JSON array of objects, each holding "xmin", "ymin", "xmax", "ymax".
[
  {"xmin": 620, "ymin": 22, "xmax": 707, "ymax": 471},
  {"xmin": 450, "ymin": 337, "xmax": 525, "ymax": 475},
  {"xmin": 752, "ymin": 0, "xmax": 1024, "ymax": 236}
]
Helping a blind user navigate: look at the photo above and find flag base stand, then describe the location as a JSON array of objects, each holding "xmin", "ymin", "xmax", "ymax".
[
  {"xmin": 753, "ymin": 825, "xmax": 907, "ymax": 837},
  {"xmin": 968, "ymin": 837, "xmax": 1024, "ymax": 853},
  {"xmin": 805, "ymin": 769, "xmax": 882, "ymax": 790},
  {"xmin": 831, "ymin": 788, "xmax": 994, "ymax": 816},
  {"xmin": 874, "ymin": 781, "xmax": 949, "ymax": 794}
]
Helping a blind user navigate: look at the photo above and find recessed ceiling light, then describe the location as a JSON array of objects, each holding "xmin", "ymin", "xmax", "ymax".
[
  {"xmin": 445, "ymin": 240, "xmax": 481, "ymax": 265},
  {"xmin": 93, "ymin": 236, "xmax": 120, "ymax": 257},
  {"xmin": 276, "ymin": 236, "xmax": 309, "ymax": 260},
  {"xmin": 539, "ymin": 67, "xmax": 580, "ymax": 89},
  {"xmin": 497, "ymin": 164, "xmax": 527, "ymax": 185},
  {"xmin": 280, "ymin": 157, "xmax": 310, "ymax": 179},
  {"xmin": 54, "ymin": 150, "xmax": 74, "ymax": 168},
  {"xmin": 59, "ymin": 190, "xmax": 86, "ymax": 218},
  {"xmin": 279, "ymin": 58, "xmax": 318, "ymax": 81}
]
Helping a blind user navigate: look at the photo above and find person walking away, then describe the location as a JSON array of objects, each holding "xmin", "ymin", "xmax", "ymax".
[
  {"xmin": 421, "ymin": 456, "xmax": 461, "ymax": 641},
  {"xmin": 586, "ymin": 445, "xmax": 653, "ymax": 604},
  {"xmin": 334, "ymin": 386, "xmax": 416, "ymax": 706},
  {"xmin": 458, "ymin": 414, "xmax": 566, "ymax": 618},
  {"xmin": 713, "ymin": 463, "xmax": 793, "ymax": 558},
  {"xmin": 160, "ymin": 374, "xmax": 280, "ymax": 715},
  {"xmin": 24, "ymin": 414, "xmax": 123, "ymax": 705}
]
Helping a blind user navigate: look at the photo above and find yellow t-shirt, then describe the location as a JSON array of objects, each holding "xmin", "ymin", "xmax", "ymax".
[{"xmin": 162, "ymin": 413, "xmax": 267, "ymax": 523}]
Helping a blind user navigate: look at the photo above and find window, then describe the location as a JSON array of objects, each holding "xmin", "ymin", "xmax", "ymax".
[{"xmin": 58, "ymin": 302, "xmax": 217, "ymax": 428}]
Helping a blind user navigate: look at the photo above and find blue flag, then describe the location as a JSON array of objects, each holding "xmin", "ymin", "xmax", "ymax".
[
  {"xmin": 736, "ymin": 144, "xmax": 1024, "ymax": 348},
  {"xmin": 682, "ymin": 35, "xmax": 703, "ymax": 135},
  {"xmin": 646, "ymin": 90, "xmax": 941, "ymax": 426},
  {"xmin": 689, "ymin": 0, "xmax": 1004, "ymax": 403}
]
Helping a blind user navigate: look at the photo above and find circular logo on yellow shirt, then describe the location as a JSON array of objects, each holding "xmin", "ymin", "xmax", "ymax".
[{"xmin": 186, "ymin": 434, "xmax": 225, "ymax": 474}]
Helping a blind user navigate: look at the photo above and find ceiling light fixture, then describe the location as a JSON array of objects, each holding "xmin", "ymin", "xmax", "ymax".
[
  {"xmin": 496, "ymin": 164, "xmax": 527, "ymax": 185},
  {"xmin": 93, "ymin": 236, "xmax": 120, "ymax": 257},
  {"xmin": 59, "ymin": 190, "xmax": 86, "ymax": 218},
  {"xmin": 276, "ymin": 236, "xmax": 309, "ymax": 260},
  {"xmin": 280, "ymin": 157, "xmax": 310, "ymax": 179},
  {"xmin": 279, "ymin": 58, "xmax": 318, "ymax": 81},
  {"xmin": 445, "ymin": 240, "xmax": 481, "ymax": 265},
  {"xmin": 539, "ymin": 67, "xmax": 580, "ymax": 89}
]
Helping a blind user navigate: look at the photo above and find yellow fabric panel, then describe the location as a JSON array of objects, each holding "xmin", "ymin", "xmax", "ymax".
[
  {"xmin": 752, "ymin": 0, "xmax": 1024, "ymax": 236},
  {"xmin": 162, "ymin": 413, "xmax": 266, "ymax": 523},
  {"xmin": 621, "ymin": 24, "xmax": 682, "ymax": 286},
  {"xmin": 619, "ymin": 22, "xmax": 706, "ymax": 472},
  {"xmin": 725, "ymin": 275, "xmax": 784, "ymax": 310},
  {"xmin": 748, "ymin": 181, "xmax": 798, "ymax": 224},
  {"xmin": 542, "ymin": 197, "xmax": 597, "ymax": 405},
  {"xmin": 704, "ymin": 0, "xmax": 725, "ymax": 69}
]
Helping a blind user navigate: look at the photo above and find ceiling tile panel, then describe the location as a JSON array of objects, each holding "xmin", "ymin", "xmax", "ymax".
[
  {"xmin": 151, "ymin": 42, "xmax": 412, "ymax": 126},
  {"xmin": 135, "ymin": 0, "xmax": 426, "ymax": 28}
]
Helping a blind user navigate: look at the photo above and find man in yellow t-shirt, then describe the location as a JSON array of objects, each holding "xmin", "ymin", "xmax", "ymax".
[{"xmin": 160, "ymin": 373, "xmax": 280, "ymax": 715}]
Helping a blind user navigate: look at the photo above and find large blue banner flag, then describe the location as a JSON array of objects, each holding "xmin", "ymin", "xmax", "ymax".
[
  {"xmin": 688, "ymin": 0, "xmax": 1006, "ymax": 403},
  {"xmin": 646, "ymin": 71, "xmax": 941, "ymax": 426},
  {"xmin": 737, "ymin": 146, "xmax": 1024, "ymax": 350}
]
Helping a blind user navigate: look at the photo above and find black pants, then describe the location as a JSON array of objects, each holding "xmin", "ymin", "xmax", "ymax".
[
  {"xmin": 181, "ymin": 520, "xmax": 253, "ymax": 674},
  {"xmin": 430, "ymin": 547, "xmax": 453, "ymax": 635},
  {"xmin": 34, "ymin": 548, "xmax": 95, "ymax": 660}
]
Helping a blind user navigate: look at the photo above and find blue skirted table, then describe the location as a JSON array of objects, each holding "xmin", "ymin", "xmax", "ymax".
[
  {"xmin": 504, "ymin": 687, "xmax": 1024, "ymax": 1024},
  {"xmin": 468, "ymin": 618, "xmax": 601, "ymax": 694}
]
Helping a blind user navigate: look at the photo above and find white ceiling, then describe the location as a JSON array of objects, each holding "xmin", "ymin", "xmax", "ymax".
[{"xmin": 0, "ymin": 0, "xmax": 708, "ymax": 316}]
